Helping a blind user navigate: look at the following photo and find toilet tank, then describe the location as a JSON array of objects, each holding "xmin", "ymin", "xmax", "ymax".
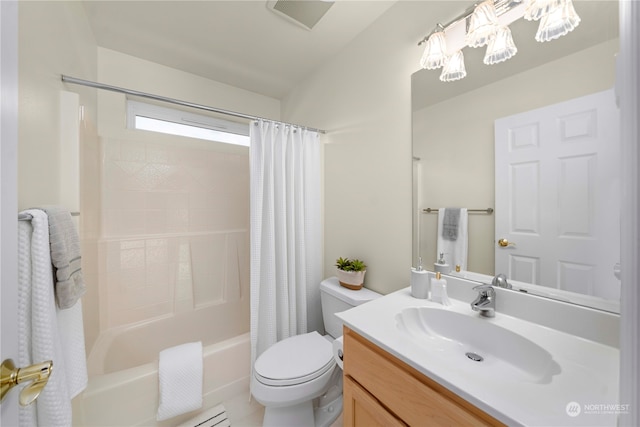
[{"xmin": 320, "ymin": 277, "xmax": 382, "ymax": 338}]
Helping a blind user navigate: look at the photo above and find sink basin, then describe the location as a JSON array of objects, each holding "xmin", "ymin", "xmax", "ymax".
[{"xmin": 396, "ymin": 307, "xmax": 560, "ymax": 384}]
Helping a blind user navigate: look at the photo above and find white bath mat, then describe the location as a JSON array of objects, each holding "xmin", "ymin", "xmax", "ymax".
[{"xmin": 177, "ymin": 404, "xmax": 230, "ymax": 427}]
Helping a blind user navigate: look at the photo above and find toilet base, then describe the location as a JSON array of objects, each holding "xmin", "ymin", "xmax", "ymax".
[
  {"xmin": 263, "ymin": 400, "xmax": 315, "ymax": 427},
  {"xmin": 262, "ymin": 393, "xmax": 343, "ymax": 427},
  {"xmin": 261, "ymin": 373, "xmax": 343, "ymax": 427},
  {"xmin": 314, "ymin": 393, "xmax": 343, "ymax": 427}
]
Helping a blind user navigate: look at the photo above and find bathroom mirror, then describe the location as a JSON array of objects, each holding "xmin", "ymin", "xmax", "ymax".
[{"xmin": 412, "ymin": 1, "xmax": 620, "ymax": 312}]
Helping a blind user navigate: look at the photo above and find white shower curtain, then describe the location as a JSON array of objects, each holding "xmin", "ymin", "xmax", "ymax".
[{"xmin": 249, "ymin": 120, "xmax": 322, "ymax": 371}]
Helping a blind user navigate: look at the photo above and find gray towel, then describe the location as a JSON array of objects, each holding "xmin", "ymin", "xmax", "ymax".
[
  {"xmin": 43, "ymin": 206, "xmax": 86, "ymax": 309},
  {"xmin": 442, "ymin": 208, "xmax": 461, "ymax": 241}
]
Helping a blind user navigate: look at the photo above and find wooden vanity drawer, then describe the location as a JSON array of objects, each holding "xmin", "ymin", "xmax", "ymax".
[
  {"xmin": 343, "ymin": 376, "xmax": 407, "ymax": 427},
  {"xmin": 343, "ymin": 327, "xmax": 504, "ymax": 427}
]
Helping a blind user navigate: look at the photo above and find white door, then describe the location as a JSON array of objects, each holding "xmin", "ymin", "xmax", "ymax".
[
  {"xmin": 495, "ymin": 89, "xmax": 620, "ymax": 300},
  {"xmin": 1, "ymin": 1, "xmax": 19, "ymax": 425}
]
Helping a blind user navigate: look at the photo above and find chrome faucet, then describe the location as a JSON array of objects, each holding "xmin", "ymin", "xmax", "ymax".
[
  {"xmin": 491, "ymin": 273, "xmax": 511, "ymax": 289},
  {"xmin": 470, "ymin": 284, "xmax": 496, "ymax": 318}
]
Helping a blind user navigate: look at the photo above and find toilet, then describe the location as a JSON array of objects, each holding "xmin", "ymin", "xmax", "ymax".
[{"xmin": 251, "ymin": 277, "xmax": 382, "ymax": 427}]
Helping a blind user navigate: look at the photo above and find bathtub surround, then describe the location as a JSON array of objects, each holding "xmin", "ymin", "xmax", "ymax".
[
  {"xmin": 249, "ymin": 120, "xmax": 322, "ymax": 371},
  {"xmin": 98, "ymin": 135, "xmax": 250, "ymax": 328}
]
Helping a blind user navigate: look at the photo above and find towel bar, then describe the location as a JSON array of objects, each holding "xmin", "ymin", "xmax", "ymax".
[
  {"xmin": 422, "ymin": 208, "xmax": 493, "ymax": 214},
  {"xmin": 18, "ymin": 212, "xmax": 80, "ymax": 221}
]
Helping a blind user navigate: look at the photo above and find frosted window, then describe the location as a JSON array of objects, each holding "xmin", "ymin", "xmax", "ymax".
[{"xmin": 127, "ymin": 101, "xmax": 250, "ymax": 147}]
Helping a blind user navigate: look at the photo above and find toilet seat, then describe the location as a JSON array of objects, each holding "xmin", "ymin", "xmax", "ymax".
[{"xmin": 254, "ymin": 331, "xmax": 335, "ymax": 387}]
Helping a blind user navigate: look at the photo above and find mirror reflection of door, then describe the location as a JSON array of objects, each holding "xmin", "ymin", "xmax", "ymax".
[{"xmin": 495, "ymin": 89, "xmax": 620, "ymax": 301}]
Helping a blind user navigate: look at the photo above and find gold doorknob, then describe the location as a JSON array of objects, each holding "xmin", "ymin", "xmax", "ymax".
[
  {"xmin": 1, "ymin": 358, "xmax": 53, "ymax": 406},
  {"xmin": 498, "ymin": 238, "xmax": 515, "ymax": 247}
]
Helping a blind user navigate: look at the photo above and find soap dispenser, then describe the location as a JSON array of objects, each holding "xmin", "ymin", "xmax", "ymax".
[
  {"xmin": 430, "ymin": 272, "xmax": 452, "ymax": 306},
  {"xmin": 410, "ymin": 257, "xmax": 429, "ymax": 299},
  {"xmin": 434, "ymin": 252, "xmax": 450, "ymax": 274}
]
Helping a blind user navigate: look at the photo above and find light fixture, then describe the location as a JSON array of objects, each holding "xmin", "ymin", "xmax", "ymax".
[
  {"xmin": 484, "ymin": 25, "xmax": 517, "ymax": 65},
  {"xmin": 466, "ymin": 0, "xmax": 499, "ymax": 48},
  {"xmin": 535, "ymin": 0, "xmax": 581, "ymax": 42},
  {"xmin": 524, "ymin": 0, "xmax": 561, "ymax": 22},
  {"xmin": 440, "ymin": 51, "xmax": 467, "ymax": 82},
  {"xmin": 417, "ymin": 0, "xmax": 582, "ymax": 82},
  {"xmin": 420, "ymin": 28, "xmax": 447, "ymax": 70}
]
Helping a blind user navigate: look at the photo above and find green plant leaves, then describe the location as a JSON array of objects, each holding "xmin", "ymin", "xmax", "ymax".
[{"xmin": 335, "ymin": 257, "xmax": 366, "ymax": 272}]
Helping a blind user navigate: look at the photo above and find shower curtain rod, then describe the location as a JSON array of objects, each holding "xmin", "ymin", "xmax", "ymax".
[{"xmin": 61, "ymin": 75, "xmax": 327, "ymax": 134}]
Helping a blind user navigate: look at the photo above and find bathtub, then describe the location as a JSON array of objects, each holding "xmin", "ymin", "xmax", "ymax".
[
  {"xmin": 73, "ymin": 333, "xmax": 257, "ymax": 426},
  {"xmin": 75, "ymin": 297, "xmax": 253, "ymax": 424},
  {"xmin": 87, "ymin": 301, "xmax": 249, "ymax": 376}
]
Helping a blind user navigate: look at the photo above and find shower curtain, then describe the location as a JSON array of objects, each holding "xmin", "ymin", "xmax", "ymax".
[{"xmin": 249, "ymin": 120, "xmax": 322, "ymax": 371}]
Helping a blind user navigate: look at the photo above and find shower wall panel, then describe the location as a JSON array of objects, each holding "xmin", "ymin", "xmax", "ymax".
[{"xmin": 98, "ymin": 136, "xmax": 249, "ymax": 329}]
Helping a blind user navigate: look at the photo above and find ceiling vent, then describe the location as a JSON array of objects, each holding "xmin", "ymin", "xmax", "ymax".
[{"xmin": 266, "ymin": 1, "xmax": 334, "ymax": 31}]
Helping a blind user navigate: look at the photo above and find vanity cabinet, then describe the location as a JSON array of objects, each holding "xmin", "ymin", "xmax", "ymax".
[{"xmin": 342, "ymin": 327, "xmax": 505, "ymax": 427}]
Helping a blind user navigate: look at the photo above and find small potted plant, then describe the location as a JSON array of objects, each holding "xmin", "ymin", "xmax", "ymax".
[{"xmin": 335, "ymin": 257, "xmax": 367, "ymax": 290}]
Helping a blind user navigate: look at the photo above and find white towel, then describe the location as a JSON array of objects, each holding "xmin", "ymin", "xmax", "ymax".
[
  {"xmin": 56, "ymin": 300, "xmax": 88, "ymax": 399},
  {"xmin": 18, "ymin": 209, "xmax": 72, "ymax": 427},
  {"xmin": 437, "ymin": 208, "xmax": 469, "ymax": 270},
  {"xmin": 157, "ymin": 341, "xmax": 203, "ymax": 421}
]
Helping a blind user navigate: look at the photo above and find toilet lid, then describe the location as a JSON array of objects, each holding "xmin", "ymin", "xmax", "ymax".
[{"xmin": 254, "ymin": 331, "xmax": 335, "ymax": 387}]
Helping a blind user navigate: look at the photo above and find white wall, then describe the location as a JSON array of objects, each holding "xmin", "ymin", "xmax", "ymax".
[
  {"xmin": 18, "ymin": 1, "xmax": 98, "ymax": 210},
  {"xmin": 282, "ymin": 2, "xmax": 429, "ymax": 294},
  {"xmin": 18, "ymin": 0, "xmax": 100, "ymax": 351}
]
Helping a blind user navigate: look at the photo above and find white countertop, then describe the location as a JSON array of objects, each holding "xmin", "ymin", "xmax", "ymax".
[{"xmin": 337, "ymin": 286, "xmax": 620, "ymax": 426}]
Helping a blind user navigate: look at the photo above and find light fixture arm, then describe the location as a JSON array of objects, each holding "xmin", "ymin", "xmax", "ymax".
[{"xmin": 417, "ymin": 0, "xmax": 522, "ymax": 46}]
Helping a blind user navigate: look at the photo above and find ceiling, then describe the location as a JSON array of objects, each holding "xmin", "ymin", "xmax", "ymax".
[
  {"xmin": 83, "ymin": 0, "xmax": 397, "ymax": 100},
  {"xmin": 82, "ymin": 1, "xmax": 620, "ymax": 105}
]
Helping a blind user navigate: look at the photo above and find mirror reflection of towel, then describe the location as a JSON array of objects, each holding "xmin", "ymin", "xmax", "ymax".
[
  {"xmin": 437, "ymin": 208, "xmax": 468, "ymax": 270},
  {"xmin": 443, "ymin": 208, "xmax": 461, "ymax": 241}
]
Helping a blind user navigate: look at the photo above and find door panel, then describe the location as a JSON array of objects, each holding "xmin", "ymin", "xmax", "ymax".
[
  {"xmin": 495, "ymin": 89, "xmax": 620, "ymax": 300},
  {"xmin": 1, "ymin": 1, "xmax": 20, "ymax": 425}
]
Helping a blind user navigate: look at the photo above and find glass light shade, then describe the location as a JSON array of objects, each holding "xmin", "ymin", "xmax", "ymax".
[
  {"xmin": 484, "ymin": 26, "xmax": 518, "ymax": 65},
  {"xmin": 439, "ymin": 51, "xmax": 467, "ymax": 82},
  {"xmin": 524, "ymin": 0, "xmax": 562, "ymax": 21},
  {"xmin": 466, "ymin": 0, "xmax": 499, "ymax": 48},
  {"xmin": 535, "ymin": 0, "xmax": 581, "ymax": 42},
  {"xmin": 420, "ymin": 31, "xmax": 447, "ymax": 70}
]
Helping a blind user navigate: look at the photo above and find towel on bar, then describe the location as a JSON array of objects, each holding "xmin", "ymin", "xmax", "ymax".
[
  {"xmin": 18, "ymin": 209, "xmax": 73, "ymax": 427},
  {"xmin": 437, "ymin": 208, "xmax": 469, "ymax": 270},
  {"xmin": 442, "ymin": 208, "xmax": 461, "ymax": 241},
  {"xmin": 42, "ymin": 206, "xmax": 85, "ymax": 309},
  {"xmin": 157, "ymin": 342, "xmax": 203, "ymax": 421}
]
